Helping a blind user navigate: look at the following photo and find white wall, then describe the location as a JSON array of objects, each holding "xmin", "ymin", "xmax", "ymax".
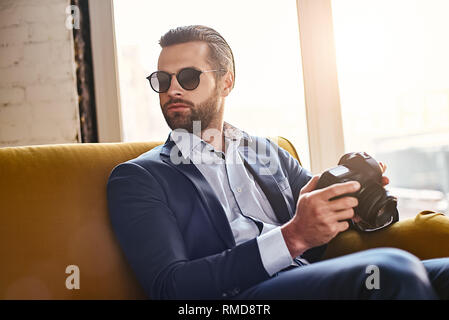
[{"xmin": 0, "ymin": 0, "xmax": 80, "ymax": 147}]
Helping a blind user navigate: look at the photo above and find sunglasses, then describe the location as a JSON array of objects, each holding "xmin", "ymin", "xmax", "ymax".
[{"xmin": 147, "ymin": 67, "xmax": 224, "ymax": 93}]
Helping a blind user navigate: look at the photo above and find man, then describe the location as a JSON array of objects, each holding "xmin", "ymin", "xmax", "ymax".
[{"xmin": 107, "ymin": 25, "xmax": 449, "ymax": 299}]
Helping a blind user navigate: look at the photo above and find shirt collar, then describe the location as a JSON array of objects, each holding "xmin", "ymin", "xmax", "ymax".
[
  {"xmin": 169, "ymin": 121, "xmax": 250, "ymax": 160},
  {"xmin": 170, "ymin": 129, "xmax": 203, "ymax": 161}
]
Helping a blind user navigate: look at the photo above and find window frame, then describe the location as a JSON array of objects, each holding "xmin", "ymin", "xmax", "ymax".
[{"xmin": 88, "ymin": 0, "xmax": 123, "ymax": 142}]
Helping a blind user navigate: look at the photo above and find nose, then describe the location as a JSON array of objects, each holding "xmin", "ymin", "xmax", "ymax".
[{"xmin": 166, "ymin": 74, "xmax": 183, "ymax": 98}]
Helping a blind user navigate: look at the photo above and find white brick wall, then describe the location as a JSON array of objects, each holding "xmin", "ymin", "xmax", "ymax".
[{"xmin": 0, "ymin": 0, "xmax": 80, "ymax": 147}]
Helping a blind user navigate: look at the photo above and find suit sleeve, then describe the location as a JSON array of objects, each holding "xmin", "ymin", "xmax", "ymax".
[{"xmin": 107, "ymin": 161, "xmax": 270, "ymax": 299}]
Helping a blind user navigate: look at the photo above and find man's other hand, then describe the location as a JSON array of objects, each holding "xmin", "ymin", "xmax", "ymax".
[
  {"xmin": 379, "ymin": 161, "xmax": 390, "ymax": 186},
  {"xmin": 281, "ymin": 175, "xmax": 361, "ymax": 259}
]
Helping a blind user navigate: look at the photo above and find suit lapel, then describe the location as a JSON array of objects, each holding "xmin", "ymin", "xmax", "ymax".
[
  {"xmin": 160, "ymin": 138, "xmax": 235, "ymax": 248},
  {"xmin": 238, "ymin": 140, "xmax": 294, "ymax": 224}
]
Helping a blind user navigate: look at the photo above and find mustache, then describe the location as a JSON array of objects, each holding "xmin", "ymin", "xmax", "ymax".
[{"xmin": 163, "ymin": 98, "xmax": 194, "ymax": 109}]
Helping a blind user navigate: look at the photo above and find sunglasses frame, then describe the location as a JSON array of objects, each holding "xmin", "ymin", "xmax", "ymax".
[{"xmin": 146, "ymin": 67, "xmax": 225, "ymax": 93}]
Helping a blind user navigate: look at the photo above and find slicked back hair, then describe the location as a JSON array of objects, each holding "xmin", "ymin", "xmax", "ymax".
[{"xmin": 159, "ymin": 25, "xmax": 235, "ymax": 88}]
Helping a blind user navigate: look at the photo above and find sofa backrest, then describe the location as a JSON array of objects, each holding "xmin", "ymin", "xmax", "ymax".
[{"xmin": 0, "ymin": 137, "xmax": 300, "ymax": 299}]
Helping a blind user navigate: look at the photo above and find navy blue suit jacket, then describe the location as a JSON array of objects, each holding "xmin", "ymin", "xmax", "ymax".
[{"xmin": 107, "ymin": 132, "xmax": 327, "ymax": 299}]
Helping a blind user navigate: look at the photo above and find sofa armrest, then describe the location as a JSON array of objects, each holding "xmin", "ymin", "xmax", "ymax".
[{"xmin": 322, "ymin": 211, "xmax": 449, "ymax": 260}]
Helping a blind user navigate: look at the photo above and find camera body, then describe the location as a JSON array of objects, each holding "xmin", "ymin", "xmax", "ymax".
[{"xmin": 316, "ymin": 152, "xmax": 399, "ymax": 232}]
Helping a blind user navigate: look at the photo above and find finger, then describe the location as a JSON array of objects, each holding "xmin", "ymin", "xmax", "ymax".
[
  {"xmin": 379, "ymin": 161, "xmax": 387, "ymax": 174},
  {"xmin": 328, "ymin": 196, "xmax": 358, "ymax": 212},
  {"xmin": 320, "ymin": 181, "xmax": 361, "ymax": 201},
  {"xmin": 336, "ymin": 220, "xmax": 350, "ymax": 233},
  {"xmin": 300, "ymin": 175, "xmax": 320, "ymax": 195},
  {"xmin": 381, "ymin": 176, "xmax": 390, "ymax": 186},
  {"xmin": 334, "ymin": 208, "xmax": 355, "ymax": 222}
]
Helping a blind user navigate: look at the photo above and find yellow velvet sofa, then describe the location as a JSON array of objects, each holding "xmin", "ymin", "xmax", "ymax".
[{"xmin": 1, "ymin": 138, "xmax": 448, "ymax": 299}]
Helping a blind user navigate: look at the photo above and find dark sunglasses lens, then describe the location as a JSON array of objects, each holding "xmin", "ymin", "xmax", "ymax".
[
  {"xmin": 149, "ymin": 72, "xmax": 170, "ymax": 93},
  {"xmin": 178, "ymin": 68, "xmax": 201, "ymax": 90}
]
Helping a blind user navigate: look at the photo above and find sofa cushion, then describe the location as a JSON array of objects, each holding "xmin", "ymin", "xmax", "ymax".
[
  {"xmin": 323, "ymin": 211, "xmax": 449, "ymax": 260},
  {"xmin": 0, "ymin": 142, "xmax": 159, "ymax": 299}
]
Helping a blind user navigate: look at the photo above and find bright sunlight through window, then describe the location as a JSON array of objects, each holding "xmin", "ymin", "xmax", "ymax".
[{"xmin": 332, "ymin": 0, "xmax": 449, "ymax": 218}]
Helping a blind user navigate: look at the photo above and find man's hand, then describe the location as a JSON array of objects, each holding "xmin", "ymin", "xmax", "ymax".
[
  {"xmin": 379, "ymin": 161, "xmax": 389, "ymax": 186},
  {"xmin": 281, "ymin": 176, "xmax": 361, "ymax": 259}
]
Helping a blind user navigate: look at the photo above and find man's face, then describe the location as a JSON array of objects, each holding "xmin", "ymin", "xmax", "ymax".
[{"xmin": 157, "ymin": 41, "xmax": 222, "ymax": 133}]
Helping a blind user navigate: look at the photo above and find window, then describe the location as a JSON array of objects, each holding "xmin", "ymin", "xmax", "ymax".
[
  {"xmin": 331, "ymin": 0, "xmax": 449, "ymax": 218},
  {"xmin": 113, "ymin": 0, "xmax": 311, "ymax": 169}
]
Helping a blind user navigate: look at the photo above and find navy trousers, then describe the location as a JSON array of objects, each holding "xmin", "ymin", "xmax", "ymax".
[{"xmin": 236, "ymin": 248, "xmax": 449, "ymax": 299}]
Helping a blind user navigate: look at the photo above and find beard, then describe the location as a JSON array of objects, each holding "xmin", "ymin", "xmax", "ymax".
[{"xmin": 161, "ymin": 88, "xmax": 221, "ymax": 133}]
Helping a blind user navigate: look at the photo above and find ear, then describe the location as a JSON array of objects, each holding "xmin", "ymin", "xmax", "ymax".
[{"xmin": 220, "ymin": 71, "xmax": 234, "ymax": 97}]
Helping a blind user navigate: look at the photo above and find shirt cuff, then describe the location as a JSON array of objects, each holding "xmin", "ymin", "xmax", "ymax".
[{"xmin": 256, "ymin": 226, "xmax": 293, "ymax": 276}]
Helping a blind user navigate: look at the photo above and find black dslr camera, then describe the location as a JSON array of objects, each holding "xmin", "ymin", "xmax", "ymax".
[{"xmin": 316, "ymin": 152, "xmax": 399, "ymax": 232}]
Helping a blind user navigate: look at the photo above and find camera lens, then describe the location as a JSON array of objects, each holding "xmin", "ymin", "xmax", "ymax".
[
  {"xmin": 354, "ymin": 182, "xmax": 398, "ymax": 231},
  {"xmin": 374, "ymin": 197, "xmax": 397, "ymax": 226}
]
